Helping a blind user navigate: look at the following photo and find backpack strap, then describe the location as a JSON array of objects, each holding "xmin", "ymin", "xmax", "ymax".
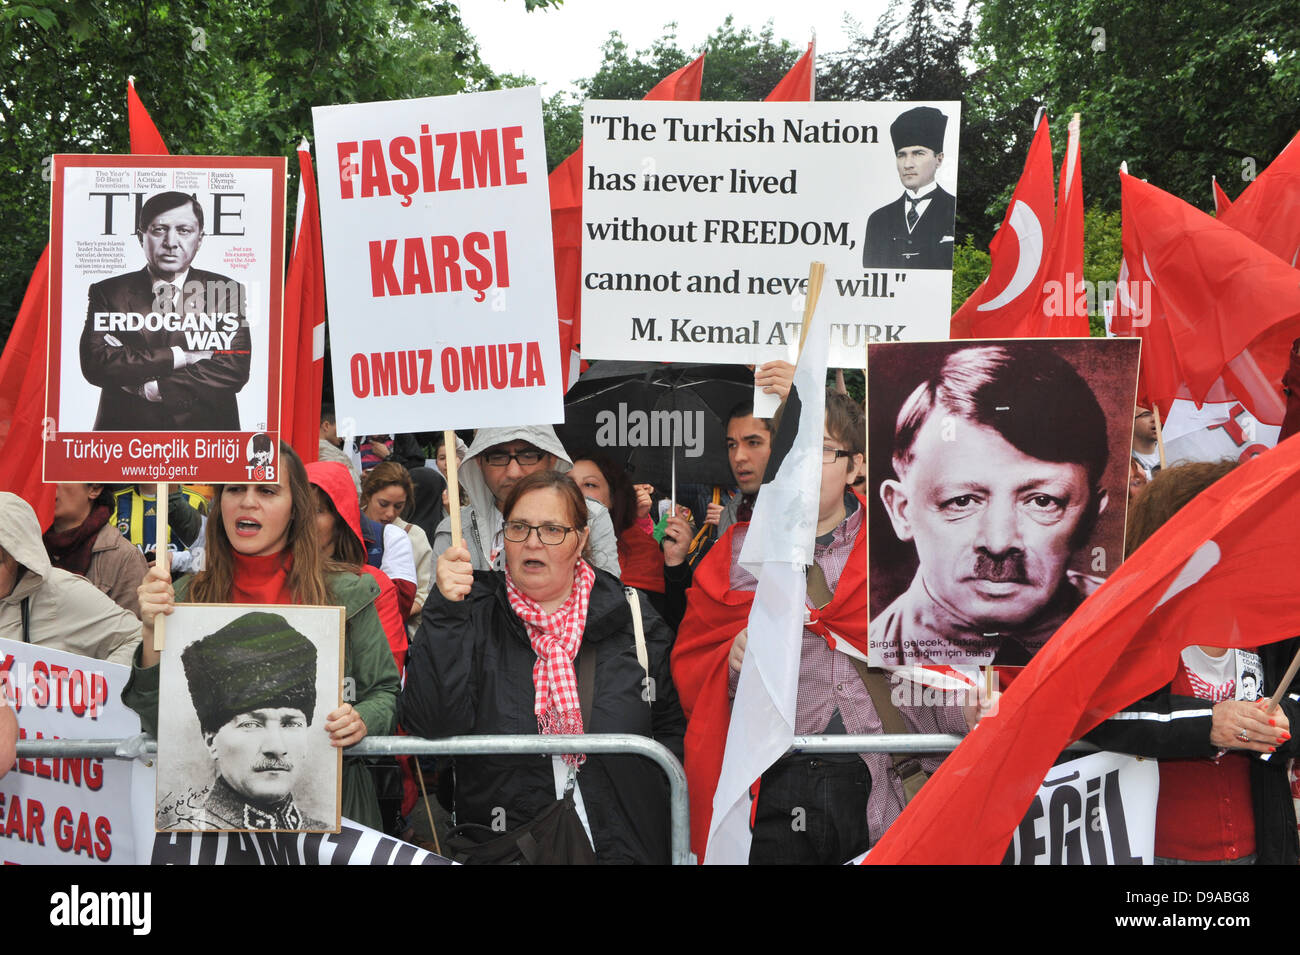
[
  {"xmin": 577, "ymin": 645, "xmax": 597, "ymax": 728},
  {"xmin": 623, "ymin": 586, "xmax": 649, "ymax": 678}
]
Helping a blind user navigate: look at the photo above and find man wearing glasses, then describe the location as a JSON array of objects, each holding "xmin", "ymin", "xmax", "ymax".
[
  {"xmin": 80, "ymin": 190, "xmax": 251, "ymax": 431},
  {"xmin": 431, "ymin": 425, "xmax": 621, "ymax": 577}
]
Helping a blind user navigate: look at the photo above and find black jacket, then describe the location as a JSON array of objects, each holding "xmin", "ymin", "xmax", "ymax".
[
  {"xmin": 862, "ymin": 186, "xmax": 956, "ymax": 270},
  {"xmin": 1084, "ymin": 638, "xmax": 1300, "ymax": 864},
  {"xmin": 401, "ymin": 568, "xmax": 686, "ymax": 864}
]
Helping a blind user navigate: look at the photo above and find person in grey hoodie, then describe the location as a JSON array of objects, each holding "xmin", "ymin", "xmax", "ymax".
[
  {"xmin": 432, "ymin": 425, "xmax": 621, "ymax": 578},
  {"xmin": 0, "ymin": 492, "xmax": 141, "ymax": 665}
]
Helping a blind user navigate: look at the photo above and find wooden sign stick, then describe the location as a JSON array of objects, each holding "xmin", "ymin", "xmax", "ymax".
[
  {"xmin": 444, "ymin": 430, "xmax": 463, "ymax": 549},
  {"xmin": 771, "ymin": 261, "xmax": 826, "ymax": 430},
  {"xmin": 153, "ymin": 482, "xmax": 169, "ymax": 652},
  {"xmin": 1152, "ymin": 404, "xmax": 1167, "ymax": 470},
  {"xmin": 1265, "ymin": 645, "xmax": 1300, "ymax": 715}
]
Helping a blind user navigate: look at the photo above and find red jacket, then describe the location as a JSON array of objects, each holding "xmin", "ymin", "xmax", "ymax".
[{"xmin": 307, "ymin": 461, "xmax": 408, "ymax": 673}]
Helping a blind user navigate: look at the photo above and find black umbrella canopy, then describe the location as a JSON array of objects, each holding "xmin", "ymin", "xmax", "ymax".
[{"xmin": 558, "ymin": 361, "xmax": 754, "ymax": 488}]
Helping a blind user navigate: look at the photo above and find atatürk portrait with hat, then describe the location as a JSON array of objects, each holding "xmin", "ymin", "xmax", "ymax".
[
  {"xmin": 862, "ymin": 106, "xmax": 957, "ymax": 270},
  {"xmin": 158, "ymin": 611, "xmax": 332, "ymax": 831}
]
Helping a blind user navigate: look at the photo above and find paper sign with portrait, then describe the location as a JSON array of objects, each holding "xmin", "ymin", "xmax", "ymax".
[
  {"xmin": 155, "ymin": 604, "xmax": 344, "ymax": 833},
  {"xmin": 865, "ymin": 337, "xmax": 1141, "ymax": 672}
]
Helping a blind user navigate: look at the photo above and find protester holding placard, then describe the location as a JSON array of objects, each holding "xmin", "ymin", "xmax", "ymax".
[
  {"xmin": 1086, "ymin": 461, "xmax": 1300, "ymax": 864},
  {"xmin": 44, "ymin": 483, "xmax": 148, "ymax": 616},
  {"xmin": 404, "ymin": 470, "xmax": 685, "ymax": 863},
  {"xmin": 0, "ymin": 493, "xmax": 141, "ymax": 665},
  {"xmin": 126, "ymin": 443, "xmax": 400, "ymax": 830}
]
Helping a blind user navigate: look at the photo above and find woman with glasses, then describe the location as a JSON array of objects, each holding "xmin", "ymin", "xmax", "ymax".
[{"xmin": 402, "ymin": 470, "xmax": 685, "ymax": 863}]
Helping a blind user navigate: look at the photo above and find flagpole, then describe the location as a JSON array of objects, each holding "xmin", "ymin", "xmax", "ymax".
[
  {"xmin": 1265, "ymin": 646, "xmax": 1300, "ymax": 715},
  {"xmin": 153, "ymin": 482, "xmax": 169, "ymax": 651},
  {"xmin": 1152, "ymin": 405, "xmax": 1168, "ymax": 469},
  {"xmin": 444, "ymin": 429, "xmax": 462, "ymax": 548}
]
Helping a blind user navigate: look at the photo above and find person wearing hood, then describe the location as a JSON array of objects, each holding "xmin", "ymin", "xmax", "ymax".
[
  {"xmin": 432, "ymin": 425, "xmax": 621, "ymax": 578},
  {"xmin": 307, "ymin": 461, "xmax": 407, "ymax": 674},
  {"xmin": 44, "ymin": 483, "xmax": 148, "ymax": 617},
  {"xmin": 0, "ymin": 492, "xmax": 141, "ymax": 665}
]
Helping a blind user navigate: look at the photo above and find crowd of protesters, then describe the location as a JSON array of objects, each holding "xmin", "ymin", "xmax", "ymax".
[{"xmin": 1, "ymin": 355, "xmax": 1298, "ymax": 865}]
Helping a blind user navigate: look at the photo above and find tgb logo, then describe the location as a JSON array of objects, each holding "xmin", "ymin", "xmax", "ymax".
[{"xmin": 245, "ymin": 432, "xmax": 277, "ymax": 481}]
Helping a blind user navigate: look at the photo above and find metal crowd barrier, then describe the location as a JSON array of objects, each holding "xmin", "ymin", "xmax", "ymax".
[{"xmin": 14, "ymin": 733, "xmax": 1100, "ymax": 865}]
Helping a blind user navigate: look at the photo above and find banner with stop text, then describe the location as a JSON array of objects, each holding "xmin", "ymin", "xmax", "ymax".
[
  {"xmin": 313, "ymin": 87, "xmax": 564, "ymax": 434},
  {"xmin": 0, "ymin": 638, "xmax": 152, "ymax": 865},
  {"xmin": 580, "ymin": 100, "xmax": 961, "ymax": 368}
]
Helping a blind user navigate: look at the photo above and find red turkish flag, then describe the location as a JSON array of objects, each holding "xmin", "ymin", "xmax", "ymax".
[
  {"xmin": 867, "ymin": 434, "xmax": 1300, "ymax": 864},
  {"xmin": 765, "ymin": 42, "xmax": 814, "ymax": 102},
  {"xmin": 281, "ymin": 141, "xmax": 326, "ymax": 464},
  {"xmin": 1021, "ymin": 115, "xmax": 1088, "ymax": 337},
  {"xmin": 950, "ymin": 118, "xmax": 1055, "ymax": 337},
  {"xmin": 0, "ymin": 81, "xmax": 170, "ymax": 525},
  {"xmin": 1219, "ymin": 130, "xmax": 1300, "ymax": 266},
  {"xmin": 549, "ymin": 54, "xmax": 706, "ymax": 390},
  {"xmin": 1213, "ymin": 176, "xmax": 1233, "ymax": 216},
  {"xmin": 1111, "ymin": 170, "xmax": 1299, "ymax": 425}
]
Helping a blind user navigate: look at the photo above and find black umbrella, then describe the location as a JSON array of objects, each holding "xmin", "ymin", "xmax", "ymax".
[{"xmin": 558, "ymin": 361, "xmax": 753, "ymax": 489}]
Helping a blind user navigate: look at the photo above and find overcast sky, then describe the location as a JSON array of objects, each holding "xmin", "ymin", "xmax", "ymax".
[{"xmin": 456, "ymin": 0, "xmax": 891, "ymax": 98}]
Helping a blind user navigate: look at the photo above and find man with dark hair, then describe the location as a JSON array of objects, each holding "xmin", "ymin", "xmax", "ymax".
[
  {"xmin": 871, "ymin": 344, "xmax": 1111, "ymax": 667},
  {"xmin": 318, "ymin": 406, "xmax": 361, "ymax": 492},
  {"xmin": 862, "ymin": 106, "xmax": 956, "ymax": 270},
  {"xmin": 160, "ymin": 611, "xmax": 328, "ymax": 831},
  {"xmin": 80, "ymin": 190, "xmax": 251, "ymax": 431}
]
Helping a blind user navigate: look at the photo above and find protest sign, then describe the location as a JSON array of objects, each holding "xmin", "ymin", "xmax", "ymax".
[
  {"xmin": 579, "ymin": 100, "xmax": 961, "ymax": 368},
  {"xmin": 150, "ymin": 815, "xmax": 453, "ymax": 865},
  {"xmin": 865, "ymin": 338, "xmax": 1140, "ymax": 671},
  {"xmin": 0, "ymin": 638, "xmax": 148, "ymax": 864},
  {"xmin": 312, "ymin": 87, "xmax": 564, "ymax": 434},
  {"xmin": 45, "ymin": 155, "xmax": 286, "ymax": 484},
  {"xmin": 1004, "ymin": 750, "xmax": 1158, "ymax": 864},
  {"xmin": 155, "ymin": 604, "xmax": 344, "ymax": 832}
]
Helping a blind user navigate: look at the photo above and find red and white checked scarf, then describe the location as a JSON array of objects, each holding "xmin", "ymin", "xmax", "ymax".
[{"xmin": 505, "ymin": 559, "xmax": 596, "ymax": 767}]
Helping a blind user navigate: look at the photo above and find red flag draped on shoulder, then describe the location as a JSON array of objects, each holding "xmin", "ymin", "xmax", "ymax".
[
  {"xmin": 0, "ymin": 80, "xmax": 169, "ymax": 524},
  {"xmin": 670, "ymin": 497, "xmax": 868, "ymax": 862},
  {"xmin": 281, "ymin": 140, "xmax": 326, "ymax": 464},
  {"xmin": 1110, "ymin": 169, "xmax": 1300, "ymax": 425},
  {"xmin": 549, "ymin": 54, "xmax": 705, "ymax": 390},
  {"xmin": 1218, "ymin": 129, "xmax": 1300, "ymax": 266},
  {"xmin": 868, "ymin": 435, "xmax": 1300, "ymax": 864},
  {"xmin": 950, "ymin": 116, "xmax": 1055, "ymax": 338},
  {"xmin": 765, "ymin": 41, "xmax": 814, "ymax": 102}
]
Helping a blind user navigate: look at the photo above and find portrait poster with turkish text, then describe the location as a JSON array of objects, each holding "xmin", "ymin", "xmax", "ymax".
[
  {"xmin": 45, "ymin": 155, "xmax": 286, "ymax": 483},
  {"xmin": 865, "ymin": 338, "xmax": 1140, "ymax": 673},
  {"xmin": 312, "ymin": 87, "xmax": 564, "ymax": 434},
  {"xmin": 580, "ymin": 100, "xmax": 961, "ymax": 368},
  {"xmin": 155, "ymin": 604, "xmax": 344, "ymax": 833},
  {"xmin": 0, "ymin": 638, "xmax": 152, "ymax": 865}
]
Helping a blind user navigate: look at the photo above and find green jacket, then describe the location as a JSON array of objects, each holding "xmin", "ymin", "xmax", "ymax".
[{"xmin": 122, "ymin": 571, "xmax": 400, "ymax": 831}]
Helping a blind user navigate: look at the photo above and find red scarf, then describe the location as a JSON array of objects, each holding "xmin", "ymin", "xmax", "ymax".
[
  {"xmin": 231, "ymin": 550, "xmax": 295, "ymax": 604},
  {"xmin": 670, "ymin": 499, "xmax": 869, "ymax": 862},
  {"xmin": 43, "ymin": 505, "xmax": 111, "ymax": 577},
  {"xmin": 505, "ymin": 559, "xmax": 596, "ymax": 766}
]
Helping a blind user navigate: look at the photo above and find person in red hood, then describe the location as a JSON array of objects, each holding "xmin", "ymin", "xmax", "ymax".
[{"xmin": 307, "ymin": 461, "xmax": 407, "ymax": 674}]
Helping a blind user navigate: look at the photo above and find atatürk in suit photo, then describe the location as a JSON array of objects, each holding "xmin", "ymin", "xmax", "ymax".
[
  {"xmin": 79, "ymin": 190, "xmax": 250, "ymax": 432},
  {"xmin": 862, "ymin": 106, "xmax": 957, "ymax": 271}
]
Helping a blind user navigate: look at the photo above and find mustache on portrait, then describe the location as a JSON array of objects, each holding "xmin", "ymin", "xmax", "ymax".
[
  {"xmin": 971, "ymin": 549, "xmax": 1031, "ymax": 584},
  {"xmin": 252, "ymin": 759, "xmax": 293, "ymax": 773}
]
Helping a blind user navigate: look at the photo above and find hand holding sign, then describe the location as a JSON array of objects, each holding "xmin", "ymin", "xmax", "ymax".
[
  {"xmin": 436, "ymin": 545, "xmax": 474, "ymax": 602},
  {"xmin": 1211, "ymin": 698, "xmax": 1290, "ymax": 753}
]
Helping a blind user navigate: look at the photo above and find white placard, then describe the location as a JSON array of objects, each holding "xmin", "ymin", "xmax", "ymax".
[
  {"xmin": 313, "ymin": 87, "xmax": 564, "ymax": 433},
  {"xmin": 581, "ymin": 100, "xmax": 961, "ymax": 367},
  {"xmin": 1005, "ymin": 750, "xmax": 1158, "ymax": 865},
  {"xmin": 0, "ymin": 638, "xmax": 146, "ymax": 865}
]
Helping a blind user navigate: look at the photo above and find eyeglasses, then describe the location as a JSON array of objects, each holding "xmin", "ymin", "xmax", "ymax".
[
  {"xmin": 482, "ymin": 448, "xmax": 546, "ymax": 467},
  {"xmin": 822, "ymin": 447, "xmax": 854, "ymax": 464},
  {"xmin": 503, "ymin": 520, "xmax": 575, "ymax": 545}
]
